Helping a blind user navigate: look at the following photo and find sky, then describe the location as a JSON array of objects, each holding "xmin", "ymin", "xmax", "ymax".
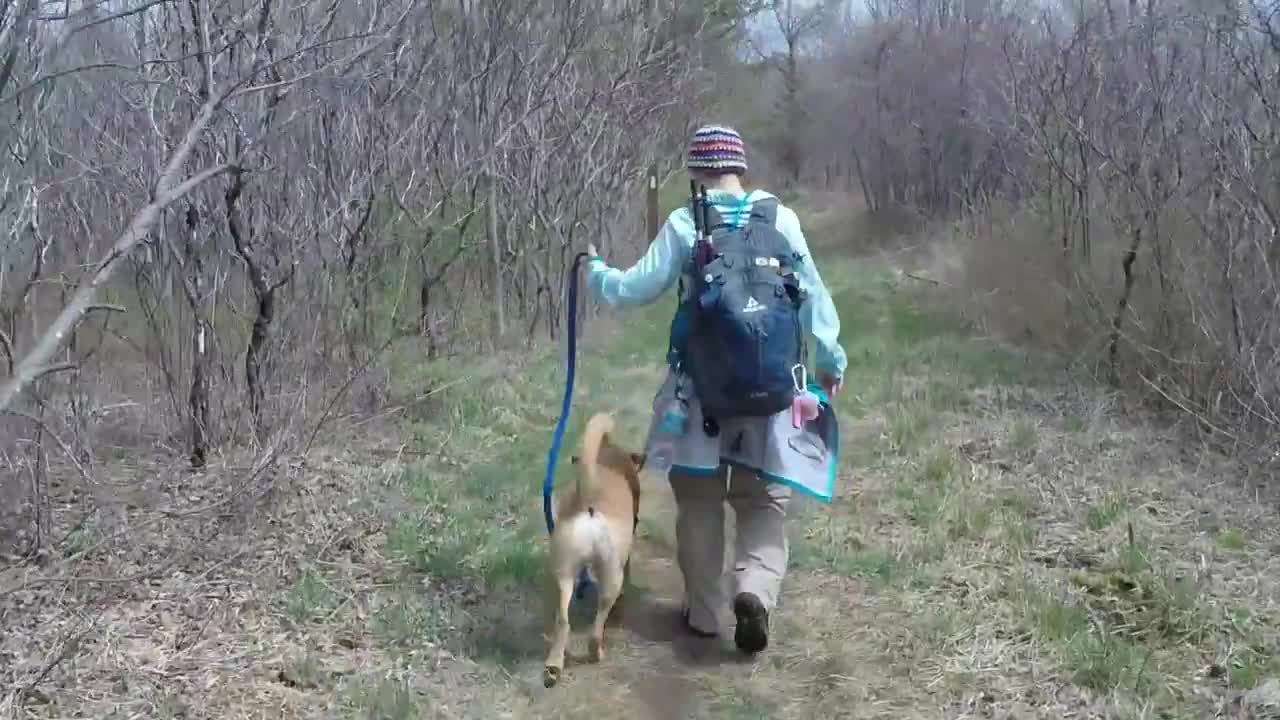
[
  {"xmin": 740, "ymin": 0, "xmax": 864, "ymax": 58},
  {"xmin": 745, "ymin": 6, "xmax": 787, "ymax": 54}
]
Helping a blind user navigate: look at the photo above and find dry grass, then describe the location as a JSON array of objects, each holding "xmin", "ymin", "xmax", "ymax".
[
  {"xmin": 3, "ymin": 212, "xmax": 1279, "ymax": 720},
  {"xmin": 938, "ymin": 198, "xmax": 1280, "ymax": 503}
]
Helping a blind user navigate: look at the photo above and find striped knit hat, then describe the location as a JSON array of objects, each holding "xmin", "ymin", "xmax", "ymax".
[{"xmin": 686, "ymin": 125, "xmax": 747, "ymax": 175}]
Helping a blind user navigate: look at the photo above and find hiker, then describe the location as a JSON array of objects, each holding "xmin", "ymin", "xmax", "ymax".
[{"xmin": 585, "ymin": 124, "xmax": 848, "ymax": 654}]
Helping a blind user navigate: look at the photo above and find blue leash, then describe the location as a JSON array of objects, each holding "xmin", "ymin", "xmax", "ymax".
[{"xmin": 543, "ymin": 251, "xmax": 594, "ymax": 599}]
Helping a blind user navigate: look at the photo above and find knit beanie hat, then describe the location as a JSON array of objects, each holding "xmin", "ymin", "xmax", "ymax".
[{"xmin": 686, "ymin": 125, "xmax": 747, "ymax": 175}]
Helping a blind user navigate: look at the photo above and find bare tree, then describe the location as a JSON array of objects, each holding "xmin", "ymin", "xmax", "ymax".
[
  {"xmin": 0, "ymin": 0, "xmax": 726, "ymax": 603},
  {"xmin": 769, "ymin": 0, "xmax": 835, "ymax": 185}
]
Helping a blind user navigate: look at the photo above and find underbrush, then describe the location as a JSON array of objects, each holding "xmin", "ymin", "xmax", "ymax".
[{"xmin": 927, "ymin": 198, "xmax": 1280, "ymax": 498}]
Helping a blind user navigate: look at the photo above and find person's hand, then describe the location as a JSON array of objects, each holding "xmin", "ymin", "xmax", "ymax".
[
  {"xmin": 816, "ymin": 370, "xmax": 842, "ymax": 398},
  {"xmin": 586, "ymin": 243, "xmax": 599, "ymax": 258}
]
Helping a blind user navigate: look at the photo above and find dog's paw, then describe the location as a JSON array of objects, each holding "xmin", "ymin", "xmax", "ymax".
[
  {"xmin": 588, "ymin": 637, "xmax": 605, "ymax": 663},
  {"xmin": 543, "ymin": 666, "xmax": 562, "ymax": 688}
]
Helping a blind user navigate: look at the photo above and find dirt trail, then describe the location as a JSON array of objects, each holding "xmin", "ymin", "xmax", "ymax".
[
  {"xmin": 517, "ymin": 264, "xmax": 903, "ymax": 718},
  {"xmin": 531, "ymin": 466, "xmax": 789, "ymax": 718}
]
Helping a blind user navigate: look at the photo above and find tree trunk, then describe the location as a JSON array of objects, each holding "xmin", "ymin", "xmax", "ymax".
[
  {"xmin": 29, "ymin": 397, "xmax": 48, "ymax": 553},
  {"xmin": 782, "ymin": 43, "xmax": 803, "ymax": 185},
  {"xmin": 1108, "ymin": 231, "xmax": 1142, "ymax": 387},
  {"xmin": 487, "ymin": 173, "xmax": 506, "ymax": 348},
  {"xmin": 184, "ymin": 204, "xmax": 211, "ymax": 469},
  {"xmin": 190, "ymin": 299, "xmax": 210, "ymax": 468},
  {"xmin": 850, "ymin": 143, "xmax": 874, "ymax": 212},
  {"xmin": 419, "ymin": 280, "xmax": 430, "ymax": 335},
  {"xmin": 245, "ymin": 285, "xmax": 275, "ymax": 442},
  {"xmin": 420, "ymin": 278, "xmax": 439, "ymax": 359}
]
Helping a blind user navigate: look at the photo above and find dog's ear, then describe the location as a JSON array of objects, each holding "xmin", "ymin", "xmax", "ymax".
[
  {"xmin": 629, "ymin": 452, "xmax": 647, "ymax": 471},
  {"xmin": 570, "ymin": 455, "xmax": 579, "ymax": 465}
]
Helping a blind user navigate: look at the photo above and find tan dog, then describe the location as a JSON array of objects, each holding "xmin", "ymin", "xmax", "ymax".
[{"xmin": 542, "ymin": 412, "xmax": 644, "ymax": 688}]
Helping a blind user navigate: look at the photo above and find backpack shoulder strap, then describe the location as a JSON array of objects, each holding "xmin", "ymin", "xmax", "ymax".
[
  {"xmin": 706, "ymin": 204, "xmax": 730, "ymax": 232},
  {"xmin": 748, "ymin": 197, "xmax": 779, "ymax": 225},
  {"xmin": 743, "ymin": 197, "xmax": 799, "ymax": 262}
]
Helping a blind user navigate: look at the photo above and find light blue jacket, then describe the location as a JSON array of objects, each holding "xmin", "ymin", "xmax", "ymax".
[{"xmin": 587, "ymin": 188, "xmax": 848, "ymax": 379}]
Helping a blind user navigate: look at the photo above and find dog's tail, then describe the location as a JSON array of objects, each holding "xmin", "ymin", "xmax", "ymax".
[{"xmin": 577, "ymin": 412, "xmax": 615, "ymax": 515}]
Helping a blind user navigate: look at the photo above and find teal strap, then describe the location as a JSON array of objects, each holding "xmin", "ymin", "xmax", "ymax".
[{"xmin": 726, "ymin": 195, "xmax": 752, "ymax": 228}]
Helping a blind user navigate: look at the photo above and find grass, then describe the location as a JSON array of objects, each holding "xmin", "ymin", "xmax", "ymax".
[
  {"xmin": 286, "ymin": 568, "xmax": 336, "ymax": 624},
  {"xmin": 98, "ymin": 248, "xmax": 1280, "ymax": 718},
  {"xmin": 1086, "ymin": 494, "xmax": 1127, "ymax": 531},
  {"xmin": 359, "ymin": 255, "xmax": 1059, "ymax": 710},
  {"xmin": 1063, "ymin": 414, "xmax": 1089, "ymax": 433},
  {"xmin": 346, "ymin": 250, "xmax": 1277, "ymax": 717},
  {"xmin": 370, "ymin": 590, "xmax": 450, "ymax": 648},
  {"xmin": 887, "ymin": 399, "xmax": 932, "ymax": 455},
  {"xmin": 1007, "ymin": 417, "xmax": 1039, "ymax": 457},
  {"xmin": 349, "ymin": 677, "xmax": 418, "ymax": 720},
  {"xmin": 1022, "ymin": 588, "xmax": 1155, "ymax": 694},
  {"xmin": 1216, "ymin": 527, "xmax": 1247, "ymax": 552},
  {"xmin": 12, "ymin": 195, "xmax": 1279, "ymax": 720},
  {"xmin": 790, "ymin": 518, "xmax": 899, "ymax": 586},
  {"xmin": 710, "ymin": 692, "xmax": 777, "ymax": 719}
]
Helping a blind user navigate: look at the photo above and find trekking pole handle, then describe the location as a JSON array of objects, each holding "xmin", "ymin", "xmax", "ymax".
[
  {"xmin": 689, "ymin": 179, "xmax": 702, "ymax": 236},
  {"xmin": 699, "ymin": 184, "xmax": 713, "ymax": 242}
]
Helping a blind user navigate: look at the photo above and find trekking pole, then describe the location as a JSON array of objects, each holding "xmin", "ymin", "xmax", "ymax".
[
  {"xmin": 699, "ymin": 184, "xmax": 712, "ymax": 242},
  {"xmin": 694, "ymin": 183, "xmax": 714, "ymax": 267},
  {"xmin": 689, "ymin": 180, "xmax": 704, "ymax": 267},
  {"xmin": 689, "ymin": 179, "xmax": 701, "ymax": 235}
]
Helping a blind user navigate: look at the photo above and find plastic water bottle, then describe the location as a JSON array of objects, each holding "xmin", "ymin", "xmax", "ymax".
[{"xmin": 648, "ymin": 399, "xmax": 688, "ymax": 474}]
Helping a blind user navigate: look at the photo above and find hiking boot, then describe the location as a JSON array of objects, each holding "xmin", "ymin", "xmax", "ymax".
[
  {"xmin": 732, "ymin": 592, "xmax": 769, "ymax": 654},
  {"xmin": 681, "ymin": 607, "xmax": 718, "ymax": 638}
]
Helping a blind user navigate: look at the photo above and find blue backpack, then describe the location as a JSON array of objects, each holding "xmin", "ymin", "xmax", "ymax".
[{"xmin": 668, "ymin": 196, "xmax": 808, "ymax": 418}]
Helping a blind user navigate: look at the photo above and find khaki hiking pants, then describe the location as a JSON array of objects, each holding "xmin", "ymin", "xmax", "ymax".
[{"xmin": 669, "ymin": 465, "xmax": 791, "ymax": 634}]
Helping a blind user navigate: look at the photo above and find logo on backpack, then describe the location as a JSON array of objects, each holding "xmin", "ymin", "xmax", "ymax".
[{"xmin": 672, "ymin": 194, "xmax": 809, "ymax": 418}]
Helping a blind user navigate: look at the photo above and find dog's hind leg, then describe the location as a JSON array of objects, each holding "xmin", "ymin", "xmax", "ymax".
[
  {"xmin": 588, "ymin": 563, "xmax": 625, "ymax": 663},
  {"xmin": 543, "ymin": 574, "xmax": 575, "ymax": 688},
  {"xmin": 605, "ymin": 556, "xmax": 631, "ymax": 627}
]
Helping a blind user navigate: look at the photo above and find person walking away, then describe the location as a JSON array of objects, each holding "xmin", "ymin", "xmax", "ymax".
[{"xmin": 585, "ymin": 125, "xmax": 847, "ymax": 654}]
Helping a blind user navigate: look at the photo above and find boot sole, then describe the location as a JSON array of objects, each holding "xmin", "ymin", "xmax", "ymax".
[{"xmin": 733, "ymin": 592, "xmax": 769, "ymax": 654}]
